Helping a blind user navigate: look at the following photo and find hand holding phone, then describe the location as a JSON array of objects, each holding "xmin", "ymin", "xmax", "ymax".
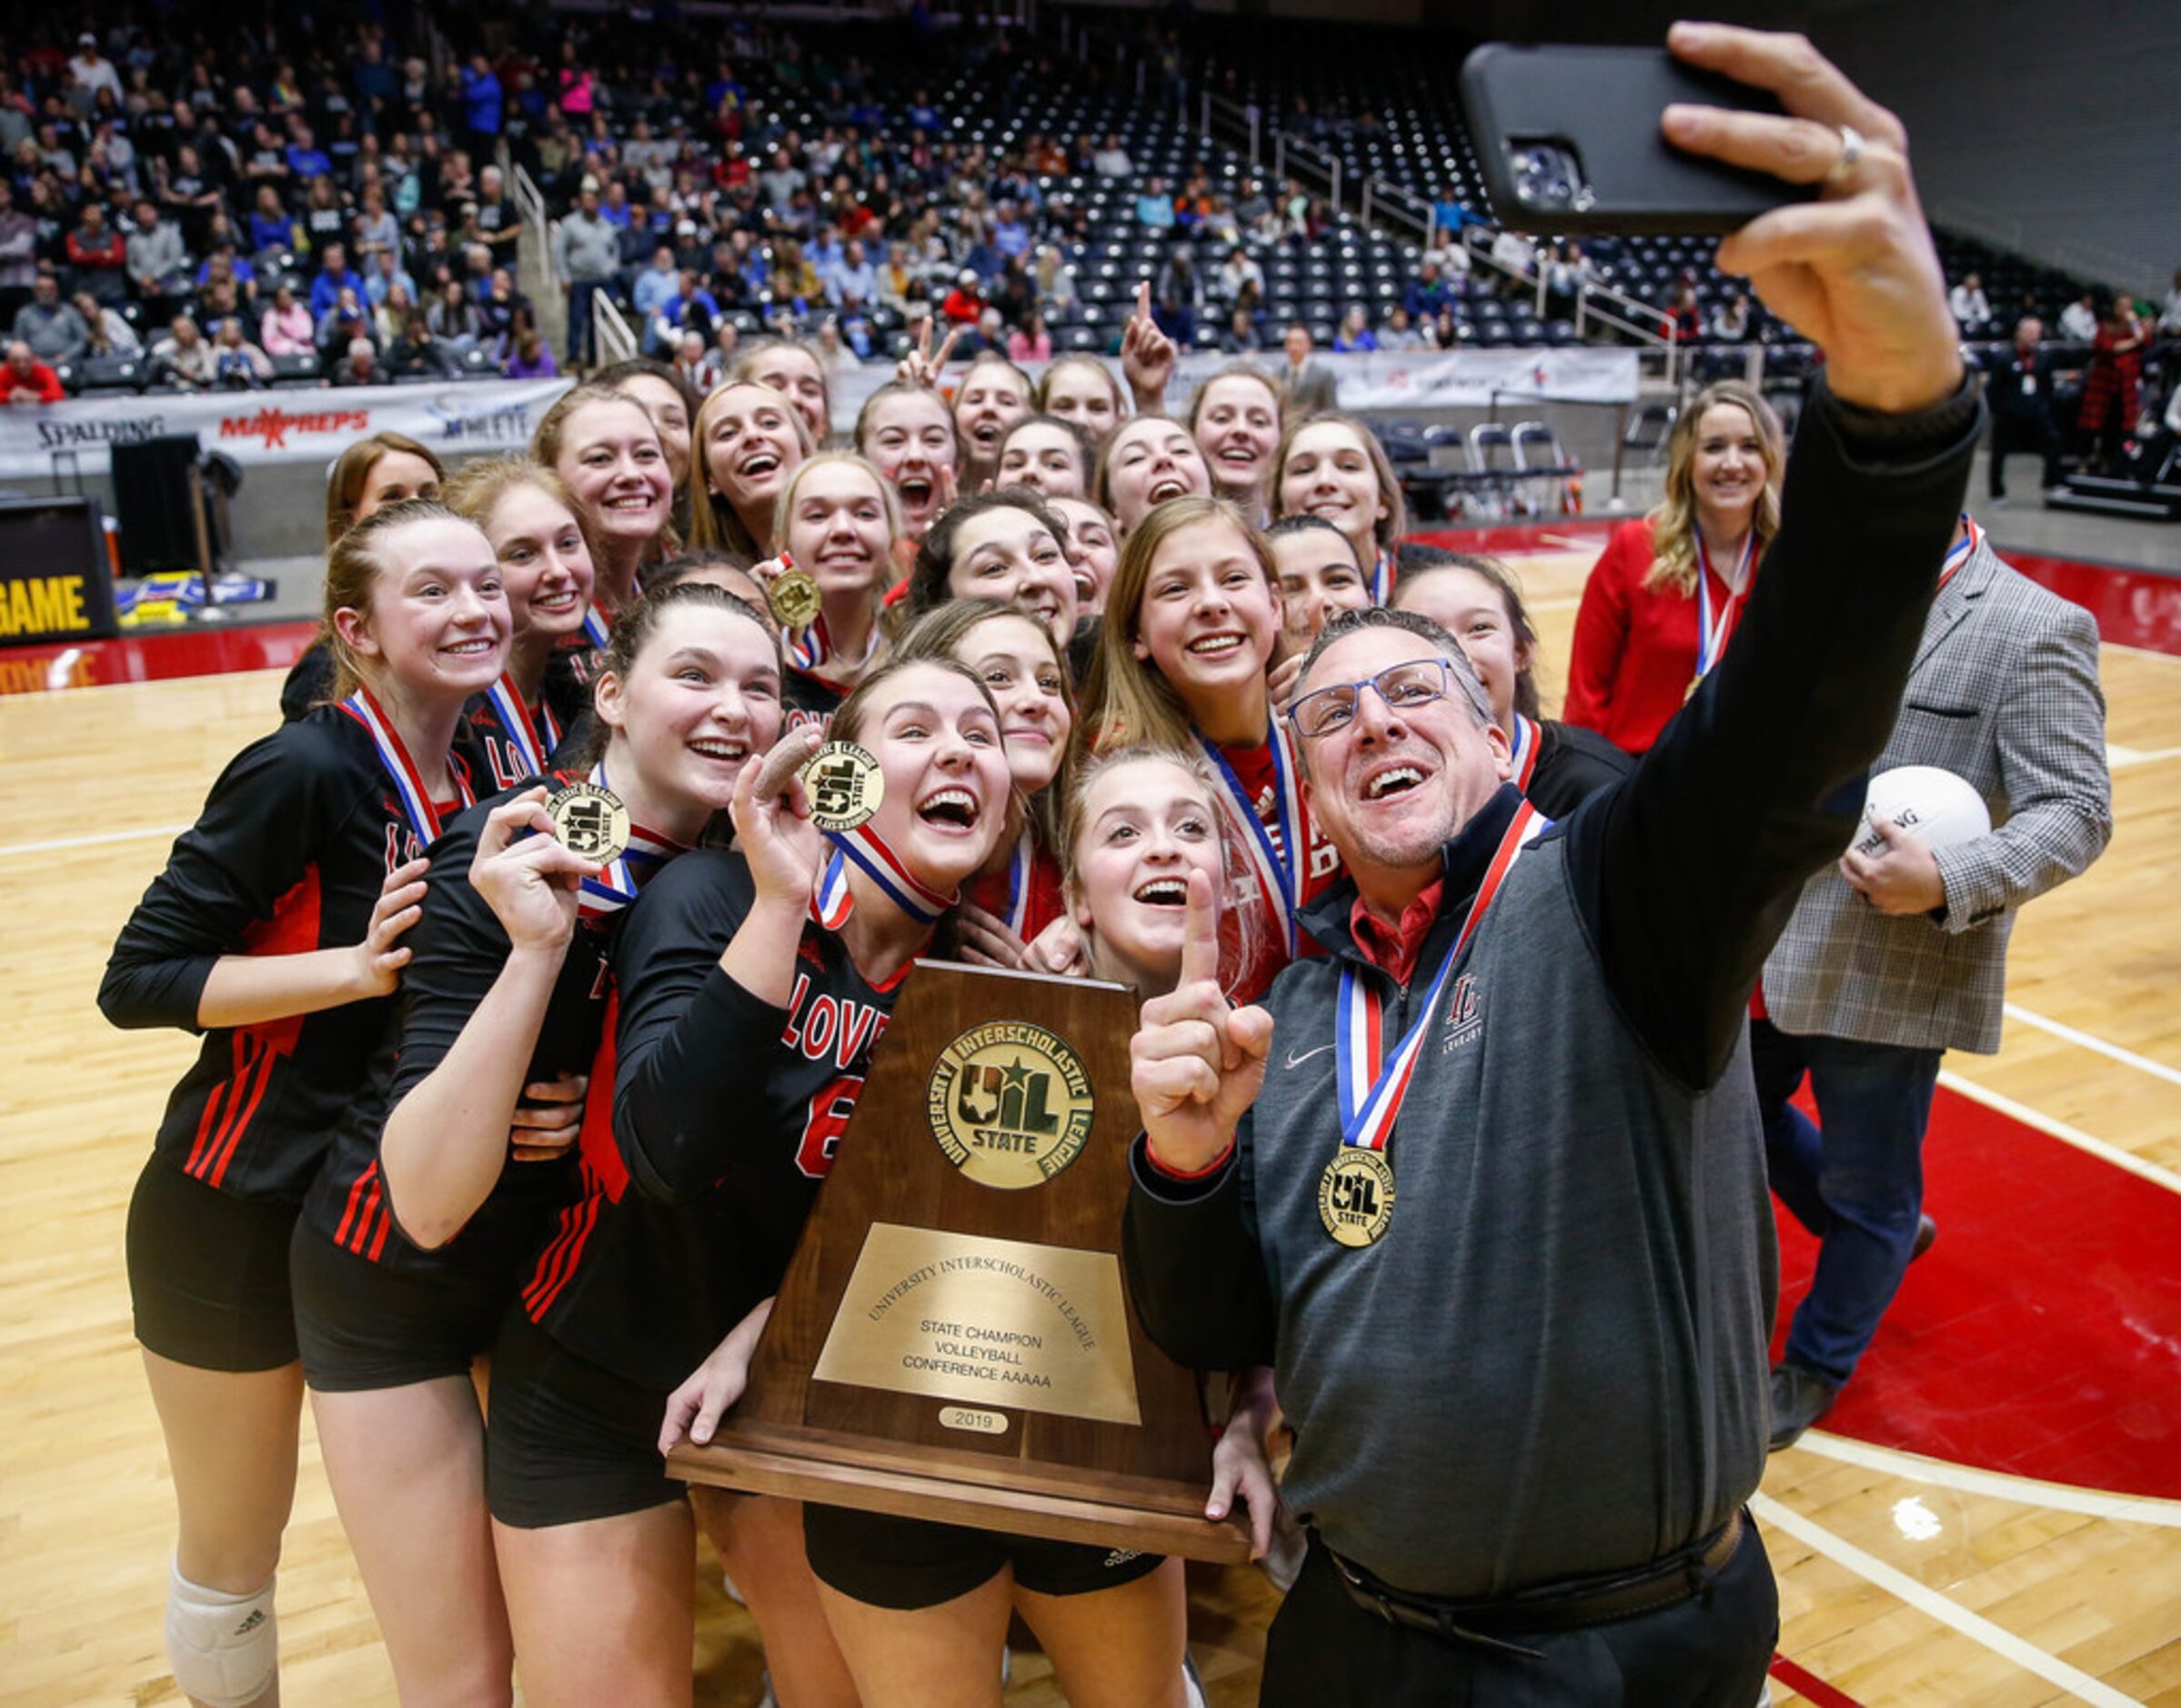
[{"xmin": 1462, "ymin": 24, "xmax": 1960, "ymax": 415}]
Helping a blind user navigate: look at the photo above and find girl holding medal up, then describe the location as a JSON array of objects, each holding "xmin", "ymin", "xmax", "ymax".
[
  {"xmin": 1078, "ymin": 496, "xmax": 1339, "ymax": 1000},
  {"xmin": 533, "ymin": 384, "xmax": 678, "ymax": 639},
  {"xmin": 753, "ymin": 452, "xmax": 904, "ymax": 735},
  {"xmin": 489, "ymin": 657, "xmax": 1011, "ymax": 1706},
  {"xmin": 896, "ymin": 596, "xmax": 1076, "ymax": 970},
  {"xmin": 688, "ymin": 380, "xmax": 817, "ymax": 563},
  {"xmin": 1563, "ymin": 380, "xmax": 1785, "ymax": 756},
  {"xmin": 289, "ymin": 580, "xmax": 780, "ymax": 1705},
  {"xmin": 442, "ymin": 457, "xmax": 600, "ymax": 790},
  {"xmin": 101, "ymin": 500, "xmax": 508, "ymax": 1708},
  {"xmin": 1273, "ymin": 413, "xmax": 1409, "ymax": 608},
  {"xmin": 1392, "ymin": 549, "xmax": 1633, "ymax": 820}
]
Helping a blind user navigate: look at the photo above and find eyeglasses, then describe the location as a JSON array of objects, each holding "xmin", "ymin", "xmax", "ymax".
[{"xmin": 1286, "ymin": 657, "xmax": 1487, "ymax": 738}]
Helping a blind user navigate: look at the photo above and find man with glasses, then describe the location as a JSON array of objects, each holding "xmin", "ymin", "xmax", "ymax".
[{"xmin": 1121, "ymin": 24, "xmax": 1985, "ymax": 1704}]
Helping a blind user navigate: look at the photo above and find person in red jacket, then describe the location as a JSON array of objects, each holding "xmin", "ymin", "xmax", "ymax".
[
  {"xmin": 1563, "ymin": 379, "xmax": 1785, "ymax": 755},
  {"xmin": 940, "ymin": 267, "xmax": 985, "ymax": 327},
  {"xmin": 1, "ymin": 340, "xmax": 65, "ymax": 403}
]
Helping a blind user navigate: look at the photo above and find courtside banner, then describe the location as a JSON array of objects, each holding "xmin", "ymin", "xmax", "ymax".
[
  {"xmin": 0, "ymin": 350, "xmax": 1639, "ymax": 477},
  {"xmin": 0, "ymin": 378, "xmax": 574, "ymax": 479}
]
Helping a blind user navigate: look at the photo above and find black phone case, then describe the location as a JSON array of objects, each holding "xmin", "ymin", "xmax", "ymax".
[{"xmin": 1459, "ymin": 44, "xmax": 1817, "ymax": 236}]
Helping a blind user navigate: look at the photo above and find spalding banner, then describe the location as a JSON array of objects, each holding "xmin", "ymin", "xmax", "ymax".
[{"xmin": 0, "ymin": 378, "xmax": 573, "ymax": 479}]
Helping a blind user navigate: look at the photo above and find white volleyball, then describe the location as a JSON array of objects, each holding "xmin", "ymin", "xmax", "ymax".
[{"xmin": 1850, "ymin": 765, "xmax": 1992, "ymax": 858}]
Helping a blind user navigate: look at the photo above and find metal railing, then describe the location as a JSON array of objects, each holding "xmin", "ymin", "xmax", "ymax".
[
  {"xmin": 1459, "ymin": 226, "xmax": 1679, "ymax": 381},
  {"xmin": 513, "ymin": 164, "xmax": 557, "ymax": 289},
  {"xmin": 592, "ymin": 291, "xmax": 638, "ymax": 367}
]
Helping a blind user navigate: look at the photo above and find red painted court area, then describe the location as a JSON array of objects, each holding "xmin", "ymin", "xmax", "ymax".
[
  {"xmin": 1771, "ymin": 1084, "xmax": 2181, "ymax": 1501},
  {"xmin": 2, "ymin": 526, "xmax": 2174, "ymax": 694}
]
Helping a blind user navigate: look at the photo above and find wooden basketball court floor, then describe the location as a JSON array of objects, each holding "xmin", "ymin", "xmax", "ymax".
[{"xmin": 1, "ymin": 534, "xmax": 2176, "ymax": 1706}]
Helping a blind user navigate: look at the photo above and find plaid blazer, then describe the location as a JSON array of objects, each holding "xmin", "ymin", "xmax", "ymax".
[{"xmin": 1763, "ymin": 538, "xmax": 2111, "ymax": 1054}]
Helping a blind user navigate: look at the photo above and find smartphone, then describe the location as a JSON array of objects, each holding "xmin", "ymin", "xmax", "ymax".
[{"xmin": 1459, "ymin": 44, "xmax": 1818, "ymax": 236}]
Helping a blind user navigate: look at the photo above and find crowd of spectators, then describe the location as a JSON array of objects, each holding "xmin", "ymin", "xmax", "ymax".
[
  {"xmin": 4, "ymin": 9, "xmax": 2171, "ymax": 411},
  {"xmin": 2, "ymin": 14, "xmax": 542, "ymax": 393}
]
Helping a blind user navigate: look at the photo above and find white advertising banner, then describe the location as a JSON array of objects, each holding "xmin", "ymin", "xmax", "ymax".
[
  {"xmin": 0, "ymin": 347, "xmax": 1638, "ymax": 481},
  {"xmin": 0, "ymin": 378, "xmax": 574, "ymax": 479}
]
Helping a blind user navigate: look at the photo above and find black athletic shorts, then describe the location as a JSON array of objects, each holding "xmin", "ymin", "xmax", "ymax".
[
  {"xmin": 485, "ymin": 1310, "xmax": 684, "ymax": 1529},
  {"xmin": 127, "ymin": 1151, "xmax": 301, "ymax": 1372},
  {"xmin": 802, "ymin": 1503, "xmax": 1166, "ymax": 1609},
  {"xmin": 290, "ymin": 1222, "xmax": 512, "ymax": 1392}
]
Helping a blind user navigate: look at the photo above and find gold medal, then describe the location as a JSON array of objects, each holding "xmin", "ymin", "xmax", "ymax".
[
  {"xmin": 1318, "ymin": 1150, "xmax": 1396, "ymax": 1248},
  {"xmin": 800, "ymin": 740, "xmax": 886, "ymax": 833},
  {"xmin": 768, "ymin": 562, "xmax": 822, "ymax": 630},
  {"xmin": 546, "ymin": 780, "xmax": 630, "ymax": 864}
]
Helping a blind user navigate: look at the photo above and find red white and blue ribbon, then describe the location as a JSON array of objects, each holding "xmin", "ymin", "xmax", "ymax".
[
  {"xmin": 1334, "ymin": 801, "xmax": 1546, "ymax": 1153},
  {"xmin": 809, "ymin": 848, "xmax": 856, "ymax": 929},
  {"xmin": 338, "ymin": 686, "xmax": 474, "ymax": 847},
  {"xmin": 580, "ymin": 603, "xmax": 612, "ymax": 649},
  {"xmin": 1201, "ymin": 721, "xmax": 1308, "ymax": 959},
  {"xmin": 807, "ymin": 821, "xmax": 959, "ymax": 930},
  {"xmin": 1371, "ymin": 546, "xmax": 1397, "ymax": 608},
  {"xmin": 484, "ymin": 673, "xmax": 563, "ymax": 779},
  {"xmin": 1000, "ymin": 828, "xmax": 1035, "ymax": 937},
  {"xmin": 1692, "ymin": 532, "xmax": 1756, "ymax": 684},
  {"xmin": 788, "ymin": 608, "xmax": 882, "ymax": 681},
  {"xmin": 1508, "ymin": 712, "xmax": 1541, "ymax": 795},
  {"xmin": 1938, "ymin": 515, "xmax": 1980, "ymax": 592},
  {"xmin": 573, "ymin": 764, "xmax": 681, "ymax": 922}
]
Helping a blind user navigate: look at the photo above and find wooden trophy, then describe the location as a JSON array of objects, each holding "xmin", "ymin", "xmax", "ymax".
[{"xmin": 668, "ymin": 959, "xmax": 1251, "ymax": 1562}]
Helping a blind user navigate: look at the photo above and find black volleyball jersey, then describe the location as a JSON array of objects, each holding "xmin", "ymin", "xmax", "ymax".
[
  {"xmin": 100, "ymin": 707, "xmax": 464, "ymax": 1203},
  {"xmin": 298, "ymin": 774, "xmax": 662, "ymax": 1272},
  {"xmin": 783, "ymin": 666, "xmax": 845, "ymax": 737},
  {"xmin": 463, "ymin": 657, "xmax": 595, "ymax": 794},
  {"xmin": 518, "ymin": 848, "xmax": 906, "ymax": 1391}
]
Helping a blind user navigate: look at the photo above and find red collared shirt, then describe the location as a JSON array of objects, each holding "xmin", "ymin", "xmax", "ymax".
[{"xmin": 1350, "ymin": 878, "xmax": 1445, "ymax": 989}]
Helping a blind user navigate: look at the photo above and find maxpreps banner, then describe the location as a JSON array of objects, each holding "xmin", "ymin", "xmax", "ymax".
[{"xmin": 0, "ymin": 377, "xmax": 573, "ymax": 479}]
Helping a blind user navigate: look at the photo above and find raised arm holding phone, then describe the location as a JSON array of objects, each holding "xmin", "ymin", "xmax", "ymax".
[{"xmin": 1122, "ymin": 25, "xmax": 1981, "ymax": 1705}]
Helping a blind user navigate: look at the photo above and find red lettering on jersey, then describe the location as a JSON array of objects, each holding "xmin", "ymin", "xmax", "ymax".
[
  {"xmin": 795, "ymin": 1073, "xmax": 862, "ymax": 1177},
  {"xmin": 803, "ymin": 994, "xmax": 839, "ymax": 1061},
  {"xmin": 835, "ymin": 1002, "xmax": 881, "ymax": 1070},
  {"xmin": 484, "ymin": 736, "xmax": 525, "ymax": 791},
  {"xmin": 779, "ymin": 972, "xmax": 811, "ymax": 1049}
]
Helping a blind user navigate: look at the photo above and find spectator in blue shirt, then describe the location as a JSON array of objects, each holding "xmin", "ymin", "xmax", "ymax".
[
  {"xmin": 308, "ymin": 242, "xmax": 359, "ymax": 319},
  {"xmin": 460, "ymin": 55, "xmax": 503, "ymax": 144},
  {"xmin": 598, "ymin": 180, "xmax": 633, "ymax": 230},
  {"xmin": 195, "ymin": 243, "xmax": 256, "ymax": 296},
  {"xmin": 1404, "ymin": 259, "xmax": 1452, "ymax": 320},
  {"xmin": 825, "ymin": 238, "xmax": 878, "ymax": 308},
  {"xmin": 907, "ymin": 90, "xmax": 941, "ymax": 134},
  {"xmin": 1135, "ymin": 177, "xmax": 1176, "ymax": 231},
  {"xmin": 1332, "ymin": 304, "xmax": 1380, "ymax": 352},
  {"xmin": 991, "ymin": 199, "xmax": 1030, "ymax": 260},
  {"xmin": 285, "ymin": 123, "xmax": 332, "ymax": 181},
  {"xmin": 1432, "ymin": 187, "xmax": 1483, "ymax": 236},
  {"xmin": 632, "ymin": 245, "xmax": 682, "ymax": 324}
]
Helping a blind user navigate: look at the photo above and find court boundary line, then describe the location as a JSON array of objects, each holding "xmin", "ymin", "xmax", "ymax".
[
  {"xmin": 1791, "ymin": 1431, "xmax": 2181, "ymax": 1529},
  {"xmin": 1749, "ymin": 1492, "xmax": 2145, "ymax": 1708},
  {"xmin": 1938, "ymin": 1070, "xmax": 2181, "ymax": 1197},
  {"xmin": 0, "ymin": 825, "xmax": 186, "ymax": 859},
  {"xmin": 2002, "ymin": 1003, "xmax": 2181, "ymax": 1089}
]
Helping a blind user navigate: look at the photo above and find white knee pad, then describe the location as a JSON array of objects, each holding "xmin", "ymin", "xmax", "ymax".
[{"xmin": 166, "ymin": 1560, "xmax": 277, "ymax": 1708}]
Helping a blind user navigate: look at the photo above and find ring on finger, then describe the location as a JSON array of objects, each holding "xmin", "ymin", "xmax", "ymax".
[{"xmin": 1823, "ymin": 123, "xmax": 1865, "ymax": 186}]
